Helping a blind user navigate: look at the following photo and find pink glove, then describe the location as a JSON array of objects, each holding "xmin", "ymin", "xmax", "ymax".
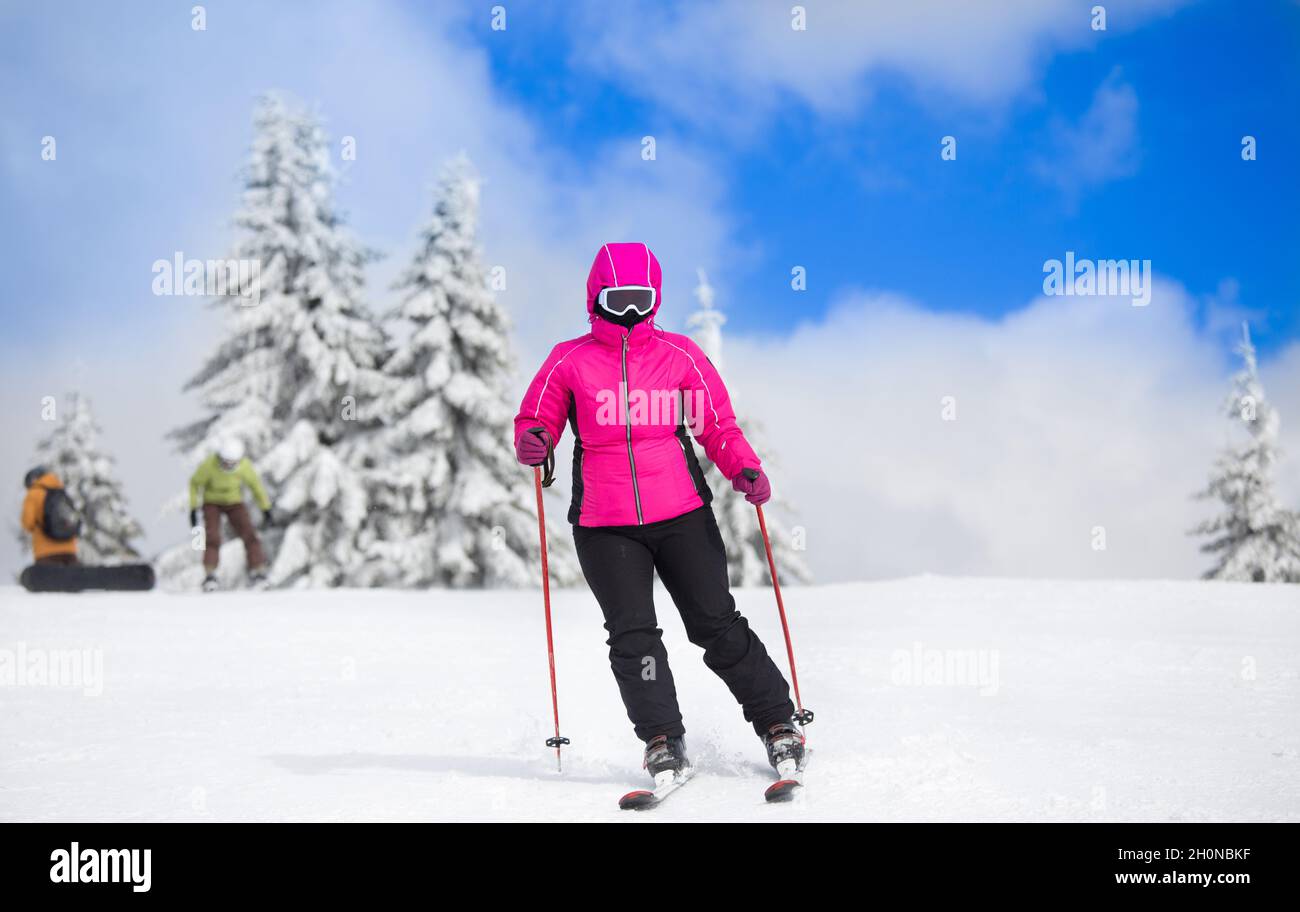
[
  {"xmin": 515, "ymin": 427, "xmax": 552, "ymax": 466},
  {"xmin": 732, "ymin": 467, "xmax": 771, "ymax": 505}
]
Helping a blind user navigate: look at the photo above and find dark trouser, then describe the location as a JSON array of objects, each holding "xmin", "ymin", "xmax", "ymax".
[
  {"xmin": 36, "ymin": 553, "xmax": 78, "ymax": 566},
  {"xmin": 573, "ymin": 505, "xmax": 794, "ymax": 742},
  {"xmin": 203, "ymin": 503, "xmax": 266, "ymax": 573}
]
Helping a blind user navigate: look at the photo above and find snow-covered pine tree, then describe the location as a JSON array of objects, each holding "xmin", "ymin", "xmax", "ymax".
[
  {"xmin": 358, "ymin": 154, "xmax": 579, "ymax": 587},
  {"xmin": 1191, "ymin": 323, "xmax": 1300, "ymax": 582},
  {"xmin": 163, "ymin": 93, "xmax": 388, "ymax": 588},
  {"xmin": 687, "ymin": 269, "xmax": 810, "ymax": 586},
  {"xmin": 26, "ymin": 392, "xmax": 144, "ymax": 564}
]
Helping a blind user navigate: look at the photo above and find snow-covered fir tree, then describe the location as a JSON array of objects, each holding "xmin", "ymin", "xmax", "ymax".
[
  {"xmin": 358, "ymin": 154, "xmax": 578, "ymax": 587},
  {"xmin": 26, "ymin": 392, "xmax": 144, "ymax": 564},
  {"xmin": 1191, "ymin": 323, "xmax": 1300, "ymax": 582},
  {"xmin": 687, "ymin": 269, "xmax": 810, "ymax": 586},
  {"xmin": 163, "ymin": 93, "xmax": 388, "ymax": 588}
]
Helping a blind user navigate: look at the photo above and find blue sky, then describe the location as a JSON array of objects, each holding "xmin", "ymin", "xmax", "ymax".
[
  {"xmin": 2, "ymin": 0, "xmax": 1298, "ymax": 580},
  {"xmin": 462, "ymin": 0, "xmax": 1299, "ymax": 348}
]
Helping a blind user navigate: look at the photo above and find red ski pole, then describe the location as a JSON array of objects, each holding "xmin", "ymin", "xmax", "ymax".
[
  {"xmin": 529, "ymin": 429, "xmax": 569, "ymax": 771},
  {"xmin": 745, "ymin": 470, "xmax": 814, "ymax": 732}
]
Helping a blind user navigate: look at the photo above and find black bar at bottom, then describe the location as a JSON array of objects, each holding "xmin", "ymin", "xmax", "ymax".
[{"xmin": 0, "ymin": 822, "xmax": 1290, "ymax": 899}]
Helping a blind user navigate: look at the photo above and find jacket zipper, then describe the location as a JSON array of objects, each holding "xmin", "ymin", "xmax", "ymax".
[{"xmin": 621, "ymin": 335, "xmax": 644, "ymax": 524}]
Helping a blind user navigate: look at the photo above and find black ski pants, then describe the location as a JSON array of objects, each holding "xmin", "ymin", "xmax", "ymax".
[{"xmin": 573, "ymin": 504, "xmax": 794, "ymax": 742}]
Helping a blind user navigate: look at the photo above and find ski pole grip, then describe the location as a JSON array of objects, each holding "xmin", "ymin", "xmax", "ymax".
[
  {"xmin": 742, "ymin": 468, "xmax": 759, "ymax": 482},
  {"xmin": 527, "ymin": 426, "xmax": 556, "ymax": 488}
]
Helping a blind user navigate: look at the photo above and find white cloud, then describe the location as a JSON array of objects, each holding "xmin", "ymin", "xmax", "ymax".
[
  {"xmin": 564, "ymin": 0, "xmax": 1189, "ymax": 128},
  {"xmin": 715, "ymin": 280, "xmax": 1300, "ymax": 581}
]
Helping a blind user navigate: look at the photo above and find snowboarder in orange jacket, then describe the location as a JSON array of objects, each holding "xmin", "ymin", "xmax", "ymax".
[{"xmin": 21, "ymin": 467, "xmax": 79, "ymax": 565}]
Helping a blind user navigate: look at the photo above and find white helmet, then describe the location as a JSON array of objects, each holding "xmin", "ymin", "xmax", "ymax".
[{"xmin": 217, "ymin": 437, "xmax": 245, "ymax": 466}]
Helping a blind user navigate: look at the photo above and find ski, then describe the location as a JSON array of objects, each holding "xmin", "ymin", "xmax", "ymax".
[
  {"xmin": 764, "ymin": 749, "xmax": 812, "ymax": 803},
  {"xmin": 618, "ymin": 766, "xmax": 694, "ymax": 811}
]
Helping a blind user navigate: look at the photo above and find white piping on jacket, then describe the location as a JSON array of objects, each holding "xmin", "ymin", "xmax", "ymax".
[
  {"xmin": 533, "ymin": 337, "xmax": 596, "ymax": 418},
  {"xmin": 654, "ymin": 336, "xmax": 722, "ymax": 429}
]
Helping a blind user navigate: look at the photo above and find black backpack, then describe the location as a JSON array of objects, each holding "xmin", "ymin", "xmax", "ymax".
[{"xmin": 41, "ymin": 487, "xmax": 82, "ymax": 541}]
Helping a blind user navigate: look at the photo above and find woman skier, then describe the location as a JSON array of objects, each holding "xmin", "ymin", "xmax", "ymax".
[{"xmin": 513, "ymin": 242, "xmax": 803, "ymax": 786}]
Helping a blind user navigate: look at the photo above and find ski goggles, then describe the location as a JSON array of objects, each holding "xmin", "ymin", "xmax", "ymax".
[{"xmin": 597, "ymin": 284, "xmax": 656, "ymax": 317}]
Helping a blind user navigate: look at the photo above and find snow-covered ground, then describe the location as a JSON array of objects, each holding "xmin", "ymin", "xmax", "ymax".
[{"xmin": 1, "ymin": 577, "xmax": 1296, "ymax": 822}]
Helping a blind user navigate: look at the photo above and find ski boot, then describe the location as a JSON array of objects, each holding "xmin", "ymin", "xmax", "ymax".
[
  {"xmin": 201, "ymin": 574, "xmax": 219, "ymax": 593},
  {"xmin": 643, "ymin": 734, "xmax": 690, "ymax": 786},
  {"xmin": 763, "ymin": 720, "xmax": 808, "ymax": 802},
  {"xmin": 763, "ymin": 720, "xmax": 805, "ymax": 774},
  {"xmin": 618, "ymin": 736, "xmax": 692, "ymax": 810}
]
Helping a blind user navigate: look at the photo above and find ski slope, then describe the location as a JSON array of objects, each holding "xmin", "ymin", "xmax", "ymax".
[{"xmin": 1, "ymin": 577, "xmax": 1296, "ymax": 821}]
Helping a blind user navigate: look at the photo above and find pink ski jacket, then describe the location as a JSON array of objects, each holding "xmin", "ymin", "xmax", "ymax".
[{"xmin": 514, "ymin": 242, "xmax": 761, "ymax": 527}]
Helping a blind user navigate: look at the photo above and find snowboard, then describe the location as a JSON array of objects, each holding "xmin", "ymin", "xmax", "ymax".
[{"xmin": 20, "ymin": 563, "xmax": 156, "ymax": 593}]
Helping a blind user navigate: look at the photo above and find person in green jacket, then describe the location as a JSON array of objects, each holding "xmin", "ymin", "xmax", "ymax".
[{"xmin": 190, "ymin": 438, "xmax": 274, "ymax": 590}]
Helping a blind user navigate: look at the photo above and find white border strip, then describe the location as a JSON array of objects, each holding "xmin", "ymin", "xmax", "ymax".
[
  {"xmin": 655, "ymin": 336, "xmax": 721, "ymax": 428},
  {"xmin": 534, "ymin": 338, "xmax": 595, "ymax": 418}
]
